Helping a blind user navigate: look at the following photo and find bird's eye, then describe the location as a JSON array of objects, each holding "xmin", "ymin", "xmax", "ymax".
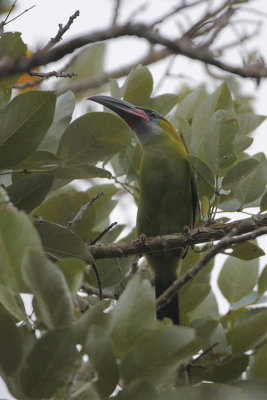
[{"xmin": 150, "ymin": 111, "xmax": 158, "ymax": 118}]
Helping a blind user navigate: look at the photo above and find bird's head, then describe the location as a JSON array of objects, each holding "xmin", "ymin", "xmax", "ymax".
[{"xmin": 88, "ymin": 95, "xmax": 181, "ymax": 147}]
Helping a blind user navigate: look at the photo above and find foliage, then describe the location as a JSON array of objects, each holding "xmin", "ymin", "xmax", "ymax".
[{"xmin": 0, "ymin": 18, "xmax": 267, "ymax": 400}]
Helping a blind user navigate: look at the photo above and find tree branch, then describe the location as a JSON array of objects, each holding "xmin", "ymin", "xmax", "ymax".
[
  {"xmin": 87, "ymin": 213, "xmax": 267, "ymax": 259},
  {"xmin": 2, "ymin": 19, "xmax": 266, "ymax": 81},
  {"xmin": 156, "ymin": 225, "xmax": 267, "ymax": 312}
]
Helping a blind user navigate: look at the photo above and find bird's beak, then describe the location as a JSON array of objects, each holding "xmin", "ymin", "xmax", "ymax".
[{"xmin": 88, "ymin": 95, "xmax": 150, "ymax": 126}]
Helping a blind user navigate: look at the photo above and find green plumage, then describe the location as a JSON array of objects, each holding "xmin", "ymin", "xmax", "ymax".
[
  {"xmin": 88, "ymin": 95, "xmax": 197, "ymax": 324},
  {"xmin": 138, "ymin": 134, "xmax": 195, "ymax": 324}
]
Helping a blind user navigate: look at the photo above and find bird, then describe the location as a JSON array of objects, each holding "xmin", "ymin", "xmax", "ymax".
[{"xmin": 88, "ymin": 95, "xmax": 197, "ymax": 325}]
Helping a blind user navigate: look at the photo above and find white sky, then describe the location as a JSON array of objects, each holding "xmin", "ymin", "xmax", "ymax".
[{"xmin": 1, "ymin": 0, "xmax": 267, "ymax": 398}]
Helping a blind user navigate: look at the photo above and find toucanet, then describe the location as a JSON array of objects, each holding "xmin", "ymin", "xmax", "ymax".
[{"xmin": 88, "ymin": 95, "xmax": 197, "ymax": 324}]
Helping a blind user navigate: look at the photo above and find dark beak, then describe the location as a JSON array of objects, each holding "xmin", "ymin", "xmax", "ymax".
[{"xmin": 88, "ymin": 95, "xmax": 150, "ymax": 125}]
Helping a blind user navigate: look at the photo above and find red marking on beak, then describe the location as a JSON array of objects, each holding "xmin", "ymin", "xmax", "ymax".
[{"xmin": 124, "ymin": 108, "xmax": 150, "ymax": 122}]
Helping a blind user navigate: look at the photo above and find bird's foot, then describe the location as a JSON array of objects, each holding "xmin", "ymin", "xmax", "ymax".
[
  {"xmin": 182, "ymin": 225, "xmax": 194, "ymax": 250},
  {"xmin": 138, "ymin": 233, "xmax": 147, "ymax": 244}
]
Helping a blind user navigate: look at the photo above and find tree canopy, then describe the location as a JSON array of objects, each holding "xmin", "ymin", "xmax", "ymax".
[{"xmin": 0, "ymin": 1, "xmax": 267, "ymax": 399}]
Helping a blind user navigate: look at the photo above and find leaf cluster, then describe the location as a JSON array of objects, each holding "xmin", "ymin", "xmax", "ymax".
[{"xmin": 0, "ymin": 30, "xmax": 266, "ymax": 399}]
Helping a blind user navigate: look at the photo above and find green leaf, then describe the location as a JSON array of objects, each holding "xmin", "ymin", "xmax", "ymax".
[
  {"xmin": 233, "ymin": 153, "xmax": 267, "ymax": 205},
  {"xmin": 176, "ymin": 87, "xmax": 207, "ymax": 121},
  {"xmin": 109, "ymin": 277, "xmax": 156, "ymax": 358},
  {"xmin": 74, "ymin": 302, "xmax": 111, "ymax": 346},
  {"xmin": 0, "ymin": 86, "xmax": 11, "ymax": 108},
  {"xmin": 111, "ymin": 139, "xmax": 141, "ymax": 180},
  {"xmin": 123, "ymin": 66, "xmax": 153, "ymax": 106},
  {"xmin": 228, "ymin": 241, "xmax": 264, "ymax": 260},
  {"xmin": 233, "ymin": 381, "xmax": 267, "ymax": 400},
  {"xmin": 188, "ymin": 290, "xmax": 220, "ymax": 321},
  {"xmin": 57, "ymin": 112, "xmax": 131, "ymax": 165},
  {"xmin": 218, "ymin": 256, "xmax": 259, "ymax": 304},
  {"xmin": 38, "ymin": 91, "xmax": 75, "ymax": 153},
  {"xmin": 65, "ymin": 43, "xmax": 106, "ymax": 92},
  {"xmin": 248, "ymin": 342, "xmax": 267, "ymax": 381},
  {"xmin": 211, "ymin": 355, "xmax": 249, "ymax": 382},
  {"xmin": 53, "ymin": 164, "xmax": 111, "ymax": 179},
  {"xmin": 222, "ymin": 158, "xmax": 259, "ymax": 190},
  {"xmin": 0, "ymin": 32, "xmax": 27, "ymax": 87},
  {"xmin": 0, "ymin": 284, "xmax": 27, "ymax": 322},
  {"xmin": 148, "ymin": 93, "xmax": 178, "ymax": 115},
  {"xmin": 21, "ymin": 328, "xmax": 78, "ymax": 398},
  {"xmin": 14, "ymin": 150, "xmax": 59, "ymax": 169},
  {"xmin": 121, "ymin": 325, "xmax": 199, "ymax": 385},
  {"xmin": 0, "ymin": 32, "xmax": 27, "ymax": 58},
  {"xmin": 0, "ymin": 201, "xmax": 42, "ymax": 293},
  {"xmin": 7, "ymin": 173, "xmax": 54, "ymax": 213},
  {"xmin": 22, "ymin": 249, "xmax": 74, "ymax": 329},
  {"xmin": 85, "ymin": 325, "xmax": 119, "ymax": 397},
  {"xmin": 187, "ymin": 154, "xmax": 214, "ymax": 198},
  {"xmin": 172, "ymin": 382, "xmax": 243, "ymax": 400},
  {"xmin": 258, "ymin": 265, "xmax": 267, "ymax": 297},
  {"xmin": 203, "ymin": 110, "xmax": 239, "ymax": 172},
  {"xmin": 57, "ymin": 257, "xmax": 86, "ymax": 294},
  {"xmin": 0, "ymin": 306, "xmax": 23, "ymax": 375},
  {"xmin": 232, "ymin": 309, "xmax": 267, "ymax": 354},
  {"xmin": 234, "ymin": 134, "xmax": 253, "ymax": 154},
  {"xmin": 173, "ymin": 115, "xmax": 193, "ymax": 153},
  {"xmin": 0, "ymin": 91, "xmax": 56, "ymax": 168},
  {"xmin": 237, "ymin": 113, "xmax": 266, "ymax": 135},
  {"xmin": 35, "ymin": 220, "xmax": 93, "ymax": 262},
  {"xmin": 118, "ymin": 380, "xmax": 158, "ymax": 400},
  {"xmin": 180, "ymin": 283, "xmax": 211, "ymax": 314},
  {"xmin": 192, "ymin": 82, "xmax": 233, "ymax": 150}
]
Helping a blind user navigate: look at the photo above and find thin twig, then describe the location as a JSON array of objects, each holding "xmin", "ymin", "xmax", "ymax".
[
  {"xmin": 192, "ymin": 342, "xmax": 219, "ymax": 364},
  {"xmin": 150, "ymin": 0, "xmax": 205, "ymax": 27},
  {"xmin": 43, "ymin": 10, "xmax": 80, "ymax": 51},
  {"xmin": 112, "ymin": 0, "xmax": 122, "ymax": 26},
  {"xmin": 90, "ymin": 222, "xmax": 118, "ymax": 245},
  {"xmin": 156, "ymin": 226, "xmax": 267, "ymax": 312},
  {"xmin": 29, "ymin": 70, "xmax": 77, "ymax": 79},
  {"xmin": 91, "ymin": 263, "xmax": 103, "ymax": 300},
  {"xmin": 5, "ymin": 5, "xmax": 36, "ymax": 25},
  {"xmin": 81, "ymin": 282, "xmax": 115, "ymax": 299},
  {"xmin": 2, "ymin": 0, "xmax": 17, "ymax": 25},
  {"xmin": 67, "ymin": 192, "xmax": 104, "ymax": 230}
]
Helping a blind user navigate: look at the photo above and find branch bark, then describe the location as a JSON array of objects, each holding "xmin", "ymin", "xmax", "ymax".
[
  {"xmin": 87, "ymin": 213, "xmax": 267, "ymax": 259},
  {"xmin": 156, "ymin": 225, "xmax": 267, "ymax": 311},
  {"xmin": 2, "ymin": 21, "xmax": 267, "ymax": 81}
]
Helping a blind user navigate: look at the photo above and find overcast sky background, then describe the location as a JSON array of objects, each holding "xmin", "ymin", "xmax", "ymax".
[{"xmin": 1, "ymin": 0, "xmax": 267, "ymax": 398}]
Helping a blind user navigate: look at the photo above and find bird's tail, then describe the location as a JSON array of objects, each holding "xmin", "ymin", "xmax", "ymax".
[{"xmin": 155, "ymin": 279, "xmax": 179, "ymax": 325}]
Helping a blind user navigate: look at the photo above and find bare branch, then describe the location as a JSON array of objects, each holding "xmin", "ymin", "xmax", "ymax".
[
  {"xmin": 29, "ymin": 70, "xmax": 77, "ymax": 79},
  {"xmin": 87, "ymin": 213, "xmax": 267, "ymax": 259},
  {"xmin": 2, "ymin": 0, "xmax": 17, "ymax": 25},
  {"xmin": 4, "ymin": 5, "xmax": 36, "ymax": 26},
  {"xmin": 67, "ymin": 192, "xmax": 104, "ymax": 230},
  {"xmin": 1, "ymin": 21, "xmax": 265, "ymax": 82},
  {"xmin": 150, "ymin": 0, "xmax": 205, "ymax": 27},
  {"xmin": 112, "ymin": 0, "xmax": 122, "ymax": 26},
  {"xmin": 90, "ymin": 222, "xmax": 118, "ymax": 245},
  {"xmin": 156, "ymin": 225, "xmax": 267, "ymax": 312},
  {"xmin": 81, "ymin": 282, "xmax": 114, "ymax": 299},
  {"xmin": 43, "ymin": 10, "xmax": 80, "ymax": 51},
  {"xmin": 91, "ymin": 263, "xmax": 103, "ymax": 300}
]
